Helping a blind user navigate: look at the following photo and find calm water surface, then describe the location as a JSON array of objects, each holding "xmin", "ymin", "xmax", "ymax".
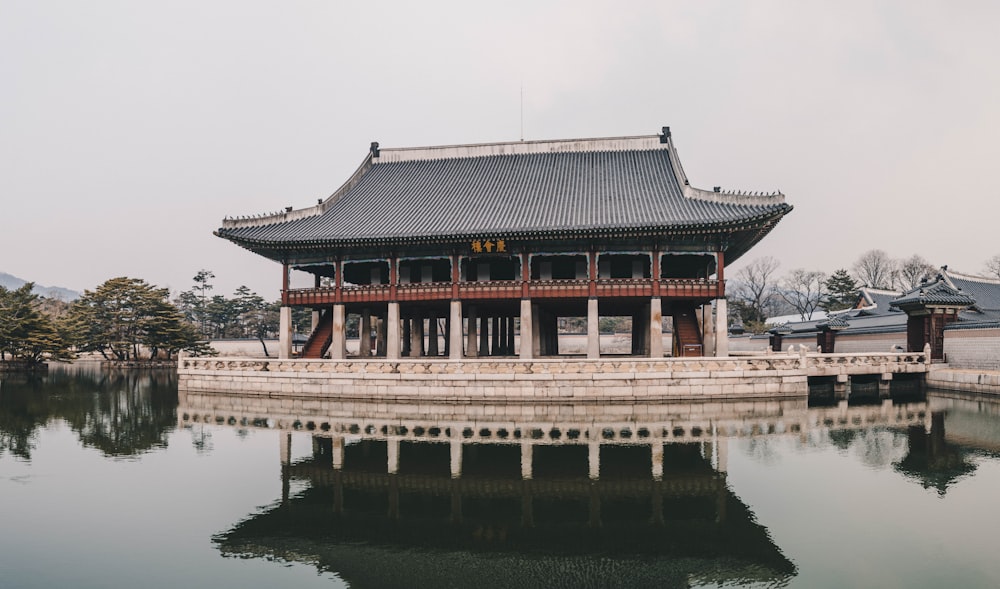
[{"xmin": 2, "ymin": 364, "xmax": 1000, "ymax": 588}]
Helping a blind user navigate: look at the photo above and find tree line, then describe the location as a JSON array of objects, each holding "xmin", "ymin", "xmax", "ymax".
[
  {"xmin": 0, "ymin": 270, "xmax": 288, "ymax": 367},
  {"xmin": 728, "ymin": 249, "xmax": 998, "ymax": 333}
]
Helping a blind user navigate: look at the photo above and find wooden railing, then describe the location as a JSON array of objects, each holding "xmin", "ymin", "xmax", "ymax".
[{"xmin": 283, "ymin": 278, "xmax": 724, "ymax": 305}]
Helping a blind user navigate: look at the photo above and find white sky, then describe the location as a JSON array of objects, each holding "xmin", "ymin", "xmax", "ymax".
[{"xmin": 2, "ymin": 1, "xmax": 999, "ymax": 298}]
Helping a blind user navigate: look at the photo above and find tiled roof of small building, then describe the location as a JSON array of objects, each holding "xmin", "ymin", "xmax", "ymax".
[
  {"xmin": 890, "ymin": 276, "xmax": 976, "ymax": 310},
  {"xmin": 944, "ymin": 270, "xmax": 1000, "ymax": 313},
  {"xmin": 853, "ymin": 287, "xmax": 902, "ymax": 316},
  {"xmin": 216, "ymin": 131, "xmax": 791, "ymax": 260},
  {"xmin": 817, "ymin": 315, "xmax": 850, "ymax": 330}
]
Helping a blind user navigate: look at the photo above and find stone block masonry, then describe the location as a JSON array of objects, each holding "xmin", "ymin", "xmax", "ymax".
[{"xmin": 177, "ymin": 352, "xmax": 928, "ymax": 403}]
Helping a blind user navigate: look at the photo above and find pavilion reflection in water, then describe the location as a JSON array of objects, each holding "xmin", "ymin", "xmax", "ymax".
[{"xmin": 189, "ymin": 393, "xmax": 942, "ymax": 588}]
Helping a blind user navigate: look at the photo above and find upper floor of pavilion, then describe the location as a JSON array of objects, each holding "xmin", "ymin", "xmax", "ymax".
[{"xmin": 215, "ymin": 127, "xmax": 793, "ymax": 266}]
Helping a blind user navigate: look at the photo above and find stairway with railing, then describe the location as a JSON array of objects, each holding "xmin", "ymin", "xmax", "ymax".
[
  {"xmin": 672, "ymin": 306, "xmax": 703, "ymax": 357},
  {"xmin": 300, "ymin": 309, "xmax": 333, "ymax": 359}
]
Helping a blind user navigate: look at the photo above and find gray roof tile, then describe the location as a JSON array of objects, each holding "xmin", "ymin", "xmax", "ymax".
[{"xmin": 217, "ymin": 136, "xmax": 791, "ymax": 258}]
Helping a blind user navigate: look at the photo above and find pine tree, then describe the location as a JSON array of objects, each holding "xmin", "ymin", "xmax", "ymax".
[
  {"xmin": 0, "ymin": 284, "xmax": 73, "ymax": 365},
  {"xmin": 821, "ymin": 269, "xmax": 859, "ymax": 312}
]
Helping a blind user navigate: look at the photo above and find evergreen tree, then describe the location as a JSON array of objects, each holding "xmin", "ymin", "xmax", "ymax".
[
  {"xmin": 68, "ymin": 277, "xmax": 213, "ymax": 362},
  {"xmin": 0, "ymin": 284, "xmax": 73, "ymax": 365},
  {"xmin": 821, "ymin": 269, "xmax": 859, "ymax": 312}
]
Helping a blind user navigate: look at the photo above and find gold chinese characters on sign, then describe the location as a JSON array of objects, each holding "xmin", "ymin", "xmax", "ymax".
[{"xmin": 471, "ymin": 239, "xmax": 507, "ymax": 254}]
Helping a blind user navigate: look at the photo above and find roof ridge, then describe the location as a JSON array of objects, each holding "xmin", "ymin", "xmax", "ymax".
[
  {"xmin": 660, "ymin": 131, "xmax": 786, "ymax": 207},
  {"xmin": 945, "ymin": 268, "xmax": 1000, "ymax": 285},
  {"xmin": 861, "ymin": 287, "xmax": 901, "ymax": 295},
  {"xmin": 220, "ymin": 152, "xmax": 375, "ymax": 230},
  {"xmin": 373, "ymin": 135, "xmax": 664, "ymax": 163}
]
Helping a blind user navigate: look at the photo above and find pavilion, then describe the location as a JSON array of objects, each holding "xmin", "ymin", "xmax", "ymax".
[{"xmin": 216, "ymin": 127, "xmax": 791, "ymax": 360}]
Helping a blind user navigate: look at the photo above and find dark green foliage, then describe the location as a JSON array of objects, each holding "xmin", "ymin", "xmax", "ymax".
[
  {"xmin": 0, "ymin": 283, "xmax": 74, "ymax": 365},
  {"xmin": 67, "ymin": 277, "xmax": 213, "ymax": 361},
  {"xmin": 821, "ymin": 269, "xmax": 859, "ymax": 312}
]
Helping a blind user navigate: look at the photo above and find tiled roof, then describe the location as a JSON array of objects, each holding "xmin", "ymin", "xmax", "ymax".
[
  {"xmin": 817, "ymin": 315, "xmax": 850, "ymax": 330},
  {"xmin": 217, "ymin": 132, "xmax": 791, "ymax": 260},
  {"xmin": 853, "ymin": 287, "xmax": 902, "ymax": 316},
  {"xmin": 944, "ymin": 270, "xmax": 1000, "ymax": 312},
  {"xmin": 890, "ymin": 277, "xmax": 976, "ymax": 310}
]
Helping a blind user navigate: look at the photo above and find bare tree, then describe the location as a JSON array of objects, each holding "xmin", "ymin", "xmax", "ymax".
[
  {"xmin": 779, "ymin": 269, "xmax": 827, "ymax": 320},
  {"xmin": 985, "ymin": 255, "xmax": 1000, "ymax": 280},
  {"xmin": 898, "ymin": 255, "xmax": 937, "ymax": 290},
  {"xmin": 729, "ymin": 256, "xmax": 782, "ymax": 327},
  {"xmin": 852, "ymin": 249, "xmax": 898, "ymax": 290}
]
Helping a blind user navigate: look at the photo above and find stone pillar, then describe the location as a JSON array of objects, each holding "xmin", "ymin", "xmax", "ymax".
[
  {"xmin": 497, "ymin": 315, "xmax": 507, "ymax": 355},
  {"xmin": 717, "ymin": 436, "xmax": 728, "ymax": 473},
  {"xmin": 506, "ymin": 316, "xmax": 515, "ymax": 355},
  {"xmin": 387, "ymin": 438, "xmax": 400, "ymax": 475},
  {"xmin": 332, "ymin": 436, "xmax": 344, "ymax": 470},
  {"xmin": 450, "ymin": 300, "xmax": 463, "ymax": 360},
  {"xmin": 376, "ymin": 316, "xmax": 386, "ymax": 356},
  {"xmin": 401, "ymin": 316, "xmax": 411, "ymax": 356},
  {"xmin": 359, "ymin": 308, "xmax": 372, "ymax": 357},
  {"xmin": 879, "ymin": 373, "xmax": 893, "ymax": 399},
  {"xmin": 479, "ymin": 316, "xmax": 490, "ymax": 357},
  {"xmin": 651, "ymin": 442, "xmax": 663, "ymax": 481},
  {"xmin": 278, "ymin": 306, "xmax": 293, "ymax": 359},
  {"xmin": 521, "ymin": 442, "xmax": 533, "ymax": 480},
  {"xmin": 279, "ymin": 431, "xmax": 292, "ymax": 466},
  {"xmin": 650, "ymin": 297, "xmax": 664, "ymax": 358},
  {"xmin": 587, "ymin": 298, "xmax": 600, "ymax": 359},
  {"xmin": 311, "ymin": 309, "xmax": 320, "ymax": 333},
  {"xmin": 467, "ymin": 306, "xmax": 478, "ymax": 358},
  {"xmin": 411, "ymin": 315, "xmax": 424, "ymax": 357},
  {"xmin": 491, "ymin": 316, "xmax": 501, "ymax": 355},
  {"xmin": 715, "ymin": 298, "xmax": 728, "ymax": 357},
  {"xmin": 386, "ymin": 302, "xmax": 401, "ymax": 359},
  {"xmin": 450, "ymin": 439, "xmax": 462, "ymax": 479},
  {"xmin": 531, "ymin": 304, "xmax": 541, "ymax": 357},
  {"xmin": 701, "ymin": 304, "xmax": 716, "ymax": 357},
  {"xmin": 588, "ymin": 441, "xmax": 600, "ymax": 480},
  {"xmin": 519, "ymin": 299, "xmax": 534, "ymax": 359},
  {"xmin": 427, "ymin": 316, "xmax": 439, "ymax": 356},
  {"xmin": 331, "ymin": 304, "xmax": 346, "ymax": 359}
]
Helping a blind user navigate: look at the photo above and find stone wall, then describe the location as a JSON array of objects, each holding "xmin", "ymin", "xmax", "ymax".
[
  {"xmin": 178, "ymin": 356, "xmax": 809, "ymax": 402},
  {"xmin": 943, "ymin": 327, "xmax": 1000, "ymax": 371},
  {"xmin": 833, "ymin": 332, "xmax": 906, "ymax": 354},
  {"xmin": 927, "ymin": 366, "xmax": 1000, "ymax": 395}
]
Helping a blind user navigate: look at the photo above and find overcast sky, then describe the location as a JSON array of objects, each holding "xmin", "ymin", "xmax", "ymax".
[{"xmin": 2, "ymin": 1, "xmax": 999, "ymax": 298}]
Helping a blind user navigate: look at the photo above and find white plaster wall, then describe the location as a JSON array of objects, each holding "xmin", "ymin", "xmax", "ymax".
[
  {"xmin": 834, "ymin": 333, "xmax": 906, "ymax": 354},
  {"xmin": 727, "ymin": 336, "xmax": 770, "ymax": 353},
  {"xmin": 943, "ymin": 329, "xmax": 1000, "ymax": 371}
]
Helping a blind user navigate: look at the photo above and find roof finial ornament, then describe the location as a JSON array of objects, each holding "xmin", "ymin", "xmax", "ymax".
[{"xmin": 370, "ymin": 142, "xmax": 380, "ymax": 157}]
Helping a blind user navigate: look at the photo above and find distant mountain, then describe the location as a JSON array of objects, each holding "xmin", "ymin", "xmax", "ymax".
[{"xmin": 0, "ymin": 272, "xmax": 81, "ymax": 301}]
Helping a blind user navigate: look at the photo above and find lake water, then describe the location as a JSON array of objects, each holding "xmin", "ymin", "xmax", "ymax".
[{"xmin": 2, "ymin": 364, "xmax": 1000, "ymax": 588}]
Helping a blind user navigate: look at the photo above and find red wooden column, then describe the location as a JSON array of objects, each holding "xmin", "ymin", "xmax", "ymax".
[
  {"xmin": 521, "ymin": 252, "xmax": 530, "ymax": 298},
  {"xmin": 334, "ymin": 259, "xmax": 343, "ymax": 303},
  {"xmin": 281, "ymin": 263, "xmax": 290, "ymax": 304},
  {"xmin": 716, "ymin": 250, "xmax": 726, "ymax": 298},
  {"xmin": 588, "ymin": 251, "xmax": 597, "ymax": 298},
  {"xmin": 389, "ymin": 256, "xmax": 398, "ymax": 299},
  {"xmin": 651, "ymin": 248, "xmax": 661, "ymax": 297},
  {"xmin": 451, "ymin": 254, "xmax": 460, "ymax": 299}
]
